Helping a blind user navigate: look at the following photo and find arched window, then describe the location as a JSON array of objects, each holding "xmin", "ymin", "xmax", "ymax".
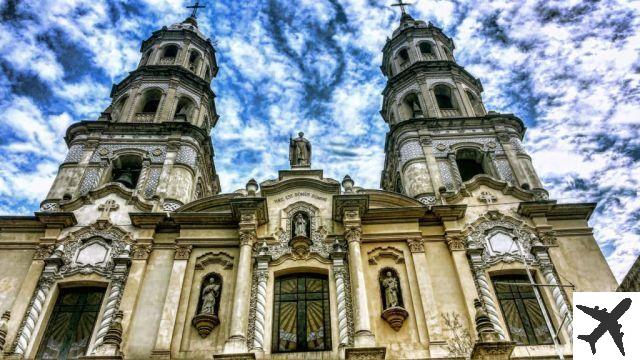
[
  {"xmin": 272, "ymin": 274, "xmax": 332, "ymax": 352},
  {"xmin": 111, "ymin": 154, "xmax": 143, "ymax": 189},
  {"xmin": 135, "ymin": 89, "xmax": 162, "ymax": 122},
  {"xmin": 397, "ymin": 48, "xmax": 409, "ymax": 65},
  {"xmin": 161, "ymin": 45, "xmax": 179, "ymax": 64},
  {"xmin": 419, "ymin": 42, "xmax": 434, "ymax": 58},
  {"xmin": 403, "ymin": 93, "xmax": 423, "ymax": 118},
  {"xmin": 174, "ymin": 97, "xmax": 195, "ymax": 121},
  {"xmin": 434, "ymin": 84, "xmax": 454, "ymax": 109},
  {"xmin": 36, "ymin": 287, "xmax": 106, "ymax": 359},
  {"xmin": 466, "ymin": 90, "xmax": 484, "ymax": 116},
  {"xmin": 492, "ymin": 275, "xmax": 553, "ymax": 345},
  {"xmin": 455, "ymin": 148, "xmax": 489, "ymax": 181},
  {"xmin": 188, "ymin": 51, "xmax": 201, "ymax": 72}
]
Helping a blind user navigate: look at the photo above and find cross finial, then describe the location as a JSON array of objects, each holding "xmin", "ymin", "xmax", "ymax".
[
  {"xmin": 186, "ymin": 0, "xmax": 206, "ymax": 18},
  {"xmin": 391, "ymin": 0, "xmax": 413, "ymax": 15}
]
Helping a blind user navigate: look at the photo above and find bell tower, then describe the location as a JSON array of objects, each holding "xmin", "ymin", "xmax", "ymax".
[
  {"xmin": 380, "ymin": 4, "xmax": 547, "ymax": 204},
  {"xmin": 40, "ymin": 9, "xmax": 221, "ymax": 213}
]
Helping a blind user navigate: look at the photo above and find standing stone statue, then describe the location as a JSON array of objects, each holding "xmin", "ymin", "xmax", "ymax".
[
  {"xmin": 289, "ymin": 132, "xmax": 312, "ymax": 167},
  {"xmin": 294, "ymin": 213, "xmax": 308, "ymax": 237},
  {"xmin": 382, "ymin": 271, "xmax": 400, "ymax": 308},
  {"xmin": 201, "ymin": 277, "xmax": 221, "ymax": 315}
]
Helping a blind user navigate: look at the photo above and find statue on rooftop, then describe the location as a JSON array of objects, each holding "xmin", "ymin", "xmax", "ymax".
[{"xmin": 289, "ymin": 132, "xmax": 311, "ymax": 167}]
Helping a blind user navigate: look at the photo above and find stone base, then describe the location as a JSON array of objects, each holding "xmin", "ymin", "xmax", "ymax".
[
  {"xmin": 79, "ymin": 355, "xmax": 124, "ymax": 360},
  {"xmin": 345, "ymin": 346, "xmax": 386, "ymax": 360},
  {"xmin": 381, "ymin": 306, "xmax": 409, "ymax": 331},
  {"xmin": 150, "ymin": 349, "xmax": 171, "ymax": 359},
  {"xmin": 470, "ymin": 340, "xmax": 516, "ymax": 360},
  {"xmin": 213, "ymin": 353, "xmax": 256, "ymax": 360}
]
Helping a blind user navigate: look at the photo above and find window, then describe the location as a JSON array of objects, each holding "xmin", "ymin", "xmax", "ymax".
[
  {"xmin": 136, "ymin": 89, "xmax": 162, "ymax": 121},
  {"xmin": 174, "ymin": 97, "xmax": 194, "ymax": 121},
  {"xmin": 272, "ymin": 274, "xmax": 332, "ymax": 353},
  {"xmin": 398, "ymin": 49, "xmax": 409, "ymax": 64},
  {"xmin": 492, "ymin": 275, "xmax": 554, "ymax": 345},
  {"xmin": 111, "ymin": 155, "xmax": 142, "ymax": 189},
  {"xmin": 403, "ymin": 93, "xmax": 423, "ymax": 118},
  {"xmin": 419, "ymin": 42, "xmax": 433, "ymax": 56},
  {"xmin": 36, "ymin": 287, "xmax": 105, "ymax": 360},
  {"xmin": 188, "ymin": 51, "xmax": 201, "ymax": 72},
  {"xmin": 455, "ymin": 148, "xmax": 487, "ymax": 181},
  {"xmin": 163, "ymin": 45, "xmax": 178, "ymax": 59},
  {"xmin": 434, "ymin": 85, "xmax": 454, "ymax": 109}
]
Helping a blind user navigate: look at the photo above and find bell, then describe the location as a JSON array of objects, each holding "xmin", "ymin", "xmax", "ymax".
[
  {"xmin": 412, "ymin": 101, "xmax": 423, "ymax": 118},
  {"xmin": 115, "ymin": 170, "xmax": 134, "ymax": 188}
]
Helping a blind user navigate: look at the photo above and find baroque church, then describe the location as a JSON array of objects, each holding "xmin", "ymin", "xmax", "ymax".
[{"xmin": 0, "ymin": 4, "xmax": 619, "ymax": 360}]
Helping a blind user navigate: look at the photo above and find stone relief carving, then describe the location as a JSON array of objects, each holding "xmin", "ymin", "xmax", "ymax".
[
  {"xmin": 194, "ymin": 252, "xmax": 234, "ymax": 270},
  {"xmin": 432, "ymin": 137, "xmax": 505, "ymax": 158},
  {"xmin": 132, "ymin": 244, "xmax": 153, "ymax": 260},
  {"xmin": 266, "ymin": 203, "xmax": 331, "ymax": 260},
  {"xmin": 442, "ymin": 312, "xmax": 473, "ymax": 357},
  {"xmin": 90, "ymin": 145, "xmax": 166, "ymax": 164}
]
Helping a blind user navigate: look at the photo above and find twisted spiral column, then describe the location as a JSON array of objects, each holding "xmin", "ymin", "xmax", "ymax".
[
  {"xmin": 252, "ymin": 270, "xmax": 268, "ymax": 350},
  {"xmin": 542, "ymin": 265, "xmax": 572, "ymax": 338},
  {"xmin": 92, "ymin": 278, "xmax": 123, "ymax": 351},
  {"xmin": 15, "ymin": 280, "xmax": 52, "ymax": 355},
  {"xmin": 334, "ymin": 267, "xmax": 349, "ymax": 346},
  {"xmin": 474, "ymin": 269, "xmax": 506, "ymax": 339}
]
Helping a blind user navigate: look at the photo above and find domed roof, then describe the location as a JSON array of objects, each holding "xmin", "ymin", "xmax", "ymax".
[{"xmin": 168, "ymin": 16, "xmax": 206, "ymax": 39}]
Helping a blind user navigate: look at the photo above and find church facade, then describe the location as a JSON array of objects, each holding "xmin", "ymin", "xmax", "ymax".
[{"xmin": 0, "ymin": 8, "xmax": 618, "ymax": 360}]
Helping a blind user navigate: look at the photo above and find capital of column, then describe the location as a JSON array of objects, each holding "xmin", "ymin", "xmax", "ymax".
[
  {"xmin": 174, "ymin": 244, "xmax": 193, "ymax": 260},
  {"xmin": 407, "ymin": 237, "xmax": 425, "ymax": 253},
  {"xmin": 344, "ymin": 227, "xmax": 362, "ymax": 244},
  {"xmin": 132, "ymin": 243, "xmax": 153, "ymax": 260},
  {"xmin": 445, "ymin": 233, "xmax": 465, "ymax": 252},
  {"xmin": 239, "ymin": 229, "xmax": 257, "ymax": 247}
]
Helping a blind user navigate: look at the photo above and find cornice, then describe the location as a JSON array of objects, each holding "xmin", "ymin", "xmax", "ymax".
[
  {"xmin": 34, "ymin": 212, "xmax": 77, "ymax": 228},
  {"xmin": 383, "ymin": 60, "xmax": 483, "ymax": 95},
  {"xmin": 229, "ymin": 197, "xmax": 269, "ymax": 225},
  {"xmin": 432, "ymin": 205, "xmax": 467, "ymax": 220},
  {"xmin": 518, "ymin": 202, "xmax": 597, "ymax": 221},
  {"xmin": 110, "ymin": 65, "xmax": 216, "ymax": 99},
  {"xmin": 0, "ymin": 216, "xmax": 44, "ymax": 232},
  {"xmin": 333, "ymin": 194, "xmax": 369, "ymax": 222},
  {"xmin": 260, "ymin": 175, "xmax": 341, "ymax": 197}
]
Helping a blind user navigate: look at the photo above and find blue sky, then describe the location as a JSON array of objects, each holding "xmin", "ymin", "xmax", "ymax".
[{"xmin": 0, "ymin": 0, "xmax": 638, "ymax": 280}]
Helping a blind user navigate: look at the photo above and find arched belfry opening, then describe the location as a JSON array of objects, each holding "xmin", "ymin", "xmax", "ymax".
[
  {"xmin": 188, "ymin": 51, "xmax": 201, "ymax": 73},
  {"xmin": 455, "ymin": 148, "xmax": 490, "ymax": 182},
  {"xmin": 466, "ymin": 90, "xmax": 484, "ymax": 116},
  {"xmin": 419, "ymin": 42, "xmax": 434, "ymax": 59},
  {"xmin": 161, "ymin": 45, "xmax": 179, "ymax": 64},
  {"xmin": 111, "ymin": 154, "xmax": 143, "ymax": 189},
  {"xmin": 434, "ymin": 84, "xmax": 455, "ymax": 110},
  {"xmin": 174, "ymin": 97, "xmax": 195, "ymax": 121},
  {"xmin": 397, "ymin": 48, "xmax": 409, "ymax": 66},
  {"xmin": 135, "ymin": 89, "xmax": 162, "ymax": 122},
  {"xmin": 403, "ymin": 93, "xmax": 423, "ymax": 119}
]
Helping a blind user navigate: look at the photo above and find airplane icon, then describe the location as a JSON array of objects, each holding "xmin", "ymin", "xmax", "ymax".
[{"xmin": 577, "ymin": 298, "xmax": 632, "ymax": 356}]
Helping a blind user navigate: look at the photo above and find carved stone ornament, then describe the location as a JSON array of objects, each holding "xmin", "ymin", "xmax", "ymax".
[
  {"xmin": 381, "ymin": 306, "xmax": 409, "ymax": 332},
  {"xmin": 478, "ymin": 191, "xmax": 497, "ymax": 204},
  {"xmin": 344, "ymin": 227, "xmax": 362, "ymax": 243},
  {"xmin": 345, "ymin": 346, "xmax": 387, "ymax": 360},
  {"xmin": 192, "ymin": 313, "xmax": 220, "ymax": 338},
  {"xmin": 33, "ymin": 244, "xmax": 54, "ymax": 260},
  {"xmin": 266, "ymin": 202, "xmax": 332, "ymax": 260},
  {"xmin": 239, "ymin": 230, "xmax": 257, "ymax": 246},
  {"xmin": 192, "ymin": 273, "xmax": 223, "ymax": 338},
  {"xmin": 132, "ymin": 243, "xmax": 153, "ymax": 260},
  {"xmin": 463, "ymin": 211, "xmax": 537, "ymax": 268},
  {"xmin": 407, "ymin": 238, "xmax": 425, "ymax": 253},
  {"xmin": 0, "ymin": 311, "xmax": 10, "ymax": 352},
  {"xmin": 446, "ymin": 234, "xmax": 465, "ymax": 251},
  {"xmin": 174, "ymin": 244, "xmax": 193, "ymax": 260}
]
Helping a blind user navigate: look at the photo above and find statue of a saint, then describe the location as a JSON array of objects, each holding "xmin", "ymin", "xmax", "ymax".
[
  {"xmin": 382, "ymin": 271, "xmax": 400, "ymax": 309},
  {"xmin": 200, "ymin": 277, "xmax": 221, "ymax": 315},
  {"xmin": 294, "ymin": 213, "xmax": 307, "ymax": 237},
  {"xmin": 289, "ymin": 132, "xmax": 312, "ymax": 167}
]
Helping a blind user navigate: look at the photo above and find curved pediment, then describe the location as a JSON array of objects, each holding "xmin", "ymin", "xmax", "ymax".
[
  {"xmin": 445, "ymin": 175, "xmax": 547, "ymax": 203},
  {"xmin": 361, "ymin": 189, "xmax": 425, "ymax": 209},
  {"xmin": 176, "ymin": 193, "xmax": 237, "ymax": 212},
  {"xmin": 57, "ymin": 183, "xmax": 154, "ymax": 212}
]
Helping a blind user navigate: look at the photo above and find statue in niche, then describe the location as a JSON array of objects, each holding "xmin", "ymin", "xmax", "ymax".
[
  {"xmin": 294, "ymin": 213, "xmax": 308, "ymax": 238},
  {"xmin": 382, "ymin": 271, "xmax": 400, "ymax": 308},
  {"xmin": 192, "ymin": 274, "xmax": 222, "ymax": 338},
  {"xmin": 289, "ymin": 132, "xmax": 312, "ymax": 167},
  {"xmin": 200, "ymin": 277, "xmax": 221, "ymax": 315},
  {"xmin": 379, "ymin": 269, "xmax": 408, "ymax": 331}
]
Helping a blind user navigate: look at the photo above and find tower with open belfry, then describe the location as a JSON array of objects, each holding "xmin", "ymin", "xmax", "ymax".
[{"xmin": 0, "ymin": 3, "xmax": 618, "ymax": 360}]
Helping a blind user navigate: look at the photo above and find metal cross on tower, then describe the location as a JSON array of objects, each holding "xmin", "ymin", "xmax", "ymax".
[
  {"xmin": 187, "ymin": 0, "xmax": 206, "ymax": 18},
  {"xmin": 391, "ymin": 0, "xmax": 413, "ymax": 15}
]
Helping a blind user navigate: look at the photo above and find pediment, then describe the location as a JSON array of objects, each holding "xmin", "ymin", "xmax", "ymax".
[
  {"xmin": 59, "ymin": 183, "xmax": 154, "ymax": 212},
  {"xmin": 445, "ymin": 175, "xmax": 545, "ymax": 203}
]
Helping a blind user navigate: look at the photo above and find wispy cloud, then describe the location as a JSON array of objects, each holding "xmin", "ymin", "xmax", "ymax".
[{"xmin": 0, "ymin": 0, "xmax": 638, "ymax": 280}]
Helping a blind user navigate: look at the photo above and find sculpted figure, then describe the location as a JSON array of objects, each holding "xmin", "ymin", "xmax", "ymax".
[
  {"xmin": 289, "ymin": 132, "xmax": 312, "ymax": 167},
  {"xmin": 382, "ymin": 271, "xmax": 400, "ymax": 308},
  {"xmin": 294, "ymin": 213, "xmax": 307, "ymax": 237},
  {"xmin": 201, "ymin": 277, "xmax": 221, "ymax": 315}
]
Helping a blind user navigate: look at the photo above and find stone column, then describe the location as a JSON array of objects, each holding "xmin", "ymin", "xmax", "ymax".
[
  {"xmin": 222, "ymin": 212, "xmax": 257, "ymax": 355},
  {"xmin": 151, "ymin": 244, "xmax": 192, "ymax": 358},
  {"xmin": 419, "ymin": 136, "xmax": 443, "ymax": 199},
  {"xmin": 533, "ymin": 246, "xmax": 573, "ymax": 339},
  {"xmin": 331, "ymin": 242, "xmax": 351, "ymax": 347},
  {"xmin": 448, "ymin": 153, "xmax": 463, "ymax": 189},
  {"xmin": 251, "ymin": 245, "xmax": 270, "ymax": 352},
  {"xmin": 13, "ymin": 245, "xmax": 64, "ymax": 356},
  {"xmin": 407, "ymin": 238, "xmax": 444, "ymax": 344},
  {"xmin": 344, "ymin": 211, "xmax": 375, "ymax": 348},
  {"xmin": 92, "ymin": 250, "xmax": 131, "ymax": 353},
  {"xmin": 468, "ymin": 249, "xmax": 506, "ymax": 340}
]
